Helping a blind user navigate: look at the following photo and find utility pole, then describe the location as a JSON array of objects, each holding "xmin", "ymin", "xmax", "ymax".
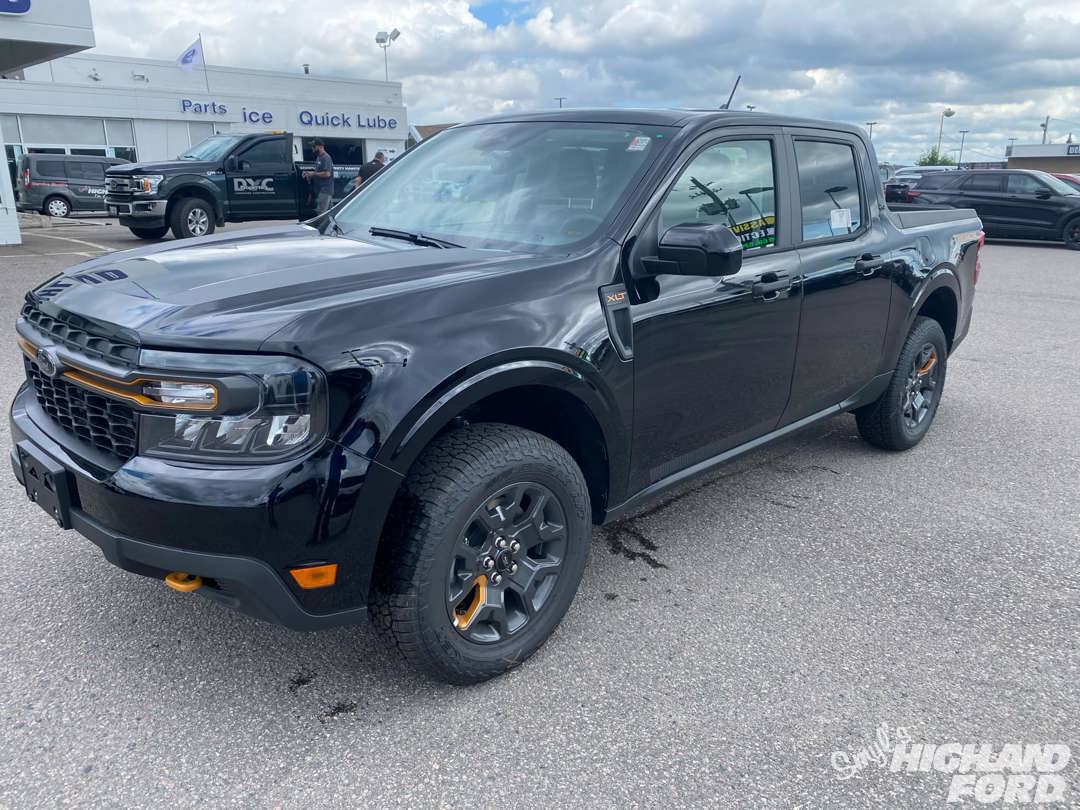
[
  {"xmin": 865, "ymin": 121, "xmax": 877, "ymax": 140},
  {"xmin": 554, "ymin": 96, "xmax": 567, "ymax": 108},
  {"xmin": 957, "ymin": 129, "xmax": 969, "ymax": 166}
]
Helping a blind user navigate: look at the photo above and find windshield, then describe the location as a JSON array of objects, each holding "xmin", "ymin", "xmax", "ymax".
[
  {"xmin": 180, "ymin": 135, "xmax": 245, "ymax": 161},
  {"xmin": 334, "ymin": 121, "xmax": 676, "ymax": 251},
  {"xmin": 1032, "ymin": 171, "xmax": 1080, "ymax": 196}
]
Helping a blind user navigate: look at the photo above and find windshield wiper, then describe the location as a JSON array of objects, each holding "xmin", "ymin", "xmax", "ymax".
[{"xmin": 369, "ymin": 226, "xmax": 462, "ymax": 249}]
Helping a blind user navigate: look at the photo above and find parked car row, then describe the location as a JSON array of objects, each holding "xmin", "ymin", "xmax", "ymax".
[
  {"xmin": 14, "ymin": 154, "xmax": 129, "ymax": 218},
  {"xmin": 887, "ymin": 168, "xmax": 1080, "ymax": 249}
]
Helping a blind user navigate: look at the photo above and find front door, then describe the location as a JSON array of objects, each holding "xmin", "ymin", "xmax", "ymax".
[
  {"xmin": 627, "ymin": 134, "xmax": 802, "ymax": 491},
  {"xmin": 955, "ymin": 172, "xmax": 1007, "ymax": 233},
  {"xmin": 780, "ymin": 134, "xmax": 893, "ymax": 424},
  {"xmin": 226, "ymin": 136, "xmax": 297, "ymax": 219}
]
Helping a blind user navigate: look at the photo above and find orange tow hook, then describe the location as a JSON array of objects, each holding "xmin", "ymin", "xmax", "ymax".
[{"xmin": 164, "ymin": 571, "xmax": 203, "ymax": 593}]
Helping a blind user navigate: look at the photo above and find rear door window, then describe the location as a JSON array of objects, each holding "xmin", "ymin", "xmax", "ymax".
[
  {"xmin": 660, "ymin": 139, "xmax": 778, "ymax": 251},
  {"xmin": 794, "ymin": 140, "xmax": 864, "ymax": 241},
  {"xmin": 961, "ymin": 174, "xmax": 1004, "ymax": 192}
]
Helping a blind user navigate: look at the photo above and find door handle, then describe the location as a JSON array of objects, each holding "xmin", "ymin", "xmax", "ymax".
[
  {"xmin": 854, "ymin": 254, "xmax": 884, "ymax": 276},
  {"xmin": 752, "ymin": 272, "xmax": 792, "ymax": 301}
]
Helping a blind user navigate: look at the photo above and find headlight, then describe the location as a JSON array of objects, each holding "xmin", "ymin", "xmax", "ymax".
[
  {"xmin": 132, "ymin": 175, "xmax": 164, "ymax": 194},
  {"xmin": 136, "ymin": 354, "xmax": 327, "ymax": 464}
]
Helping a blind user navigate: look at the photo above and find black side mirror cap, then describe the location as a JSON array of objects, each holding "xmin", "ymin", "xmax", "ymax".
[
  {"xmin": 224, "ymin": 156, "xmax": 239, "ymax": 172},
  {"xmin": 1035, "ymin": 189, "xmax": 1052, "ymax": 199},
  {"xmin": 647, "ymin": 223, "xmax": 744, "ymax": 277}
]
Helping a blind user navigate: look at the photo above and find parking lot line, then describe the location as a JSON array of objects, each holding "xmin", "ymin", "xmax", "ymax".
[{"xmin": 26, "ymin": 232, "xmax": 113, "ymax": 253}]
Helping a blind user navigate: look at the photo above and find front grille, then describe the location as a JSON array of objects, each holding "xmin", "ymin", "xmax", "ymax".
[
  {"xmin": 106, "ymin": 177, "xmax": 135, "ymax": 193},
  {"xmin": 21, "ymin": 302, "xmax": 139, "ymax": 368},
  {"xmin": 25, "ymin": 357, "xmax": 138, "ymax": 461}
]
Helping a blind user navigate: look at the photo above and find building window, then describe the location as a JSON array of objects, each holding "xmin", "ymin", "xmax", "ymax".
[
  {"xmin": 111, "ymin": 146, "xmax": 138, "ymax": 162},
  {"xmin": 19, "ymin": 114, "xmax": 106, "ymax": 146}
]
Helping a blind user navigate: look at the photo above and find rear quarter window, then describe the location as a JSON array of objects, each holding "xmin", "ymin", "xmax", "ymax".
[{"xmin": 35, "ymin": 160, "xmax": 67, "ymax": 178}]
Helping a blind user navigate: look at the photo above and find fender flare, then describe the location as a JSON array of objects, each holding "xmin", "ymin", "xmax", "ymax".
[
  {"xmin": 377, "ymin": 354, "xmax": 627, "ymax": 482},
  {"xmin": 905, "ymin": 263, "xmax": 961, "ymax": 336},
  {"xmin": 166, "ymin": 178, "xmax": 224, "ymax": 221}
]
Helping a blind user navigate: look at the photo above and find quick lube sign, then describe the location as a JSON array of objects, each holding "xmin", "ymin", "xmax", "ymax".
[
  {"xmin": 179, "ymin": 99, "xmax": 399, "ymax": 130},
  {"xmin": 0, "ymin": 0, "xmax": 33, "ymax": 14}
]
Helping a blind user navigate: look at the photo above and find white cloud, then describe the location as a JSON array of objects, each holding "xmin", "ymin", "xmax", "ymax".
[{"xmin": 86, "ymin": 0, "xmax": 1080, "ymax": 163}]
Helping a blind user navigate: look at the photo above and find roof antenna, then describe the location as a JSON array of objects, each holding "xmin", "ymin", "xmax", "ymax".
[{"xmin": 720, "ymin": 75, "xmax": 741, "ymax": 110}]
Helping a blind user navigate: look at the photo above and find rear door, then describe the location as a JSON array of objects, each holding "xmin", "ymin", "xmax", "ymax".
[
  {"xmin": 955, "ymin": 173, "xmax": 1007, "ymax": 232},
  {"xmin": 225, "ymin": 136, "xmax": 297, "ymax": 219},
  {"xmin": 781, "ymin": 131, "xmax": 893, "ymax": 423},
  {"xmin": 65, "ymin": 160, "xmax": 108, "ymax": 211}
]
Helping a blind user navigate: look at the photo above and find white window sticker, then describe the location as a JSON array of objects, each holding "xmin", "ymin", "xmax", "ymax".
[
  {"xmin": 830, "ymin": 207, "xmax": 853, "ymax": 233},
  {"xmin": 627, "ymin": 136, "xmax": 652, "ymax": 152}
]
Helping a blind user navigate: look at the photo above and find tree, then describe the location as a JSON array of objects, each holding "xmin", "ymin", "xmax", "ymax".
[{"xmin": 916, "ymin": 147, "xmax": 956, "ymax": 166}]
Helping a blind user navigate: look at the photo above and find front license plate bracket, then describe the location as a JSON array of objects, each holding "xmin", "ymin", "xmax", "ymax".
[{"xmin": 17, "ymin": 441, "xmax": 73, "ymax": 529}]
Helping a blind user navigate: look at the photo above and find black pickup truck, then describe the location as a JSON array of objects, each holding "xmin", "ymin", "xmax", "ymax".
[
  {"xmin": 12, "ymin": 109, "xmax": 983, "ymax": 683},
  {"xmin": 104, "ymin": 132, "xmax": 355, "ymax": 240}
]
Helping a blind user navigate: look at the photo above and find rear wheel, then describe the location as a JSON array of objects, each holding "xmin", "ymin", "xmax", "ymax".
[
  {"xmin": 856, "ymin": 316, "xmax": 948, "ymax": 451},
  {"xmin": 129, "ymin": 225, "xmax": 169, "ymax": 240},
  {"xmin": 44, "ymin": 196, "xmax": 71, "ymax": 218},
  {"xmin": 1064, "ymin": 218, "xmax": 1080, "ymax": 250},
  {"xmin": 369, "ymin": 423, "xmax": 591, "ymax": 684},
  {"xmin": 170, "ymin": 197, "xmax": 215, "ymax": 239}
]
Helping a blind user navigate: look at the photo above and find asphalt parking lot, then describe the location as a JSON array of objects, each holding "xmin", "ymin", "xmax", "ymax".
[{"xmin": 0, "ymin": 221, "xmax": 1077, "ymax": 808}]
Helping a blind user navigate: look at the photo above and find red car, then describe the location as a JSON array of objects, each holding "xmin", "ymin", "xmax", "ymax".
[{"xmin": 1053, "ymin": 173, "xmax": 1080, "ymax": 192}]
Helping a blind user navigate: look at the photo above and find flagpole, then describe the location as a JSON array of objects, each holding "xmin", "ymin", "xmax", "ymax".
[{"xmin": 198, "ymin": 32, "xmax": 211, "ymax": 93}]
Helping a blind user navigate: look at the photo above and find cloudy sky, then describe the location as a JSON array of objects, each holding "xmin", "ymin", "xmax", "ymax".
[{"xmin": 88, "ymin": 0, "xmax": 1080, "ymax": 164}]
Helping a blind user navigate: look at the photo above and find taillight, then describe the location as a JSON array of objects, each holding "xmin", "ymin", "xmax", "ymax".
[
  {"xmin": 22, "ymin": 168, "xmax": 30, "ymax": 189},
  {"xmin": 974, "ymin": 230, "xmax": 985, "ymax": 285}
]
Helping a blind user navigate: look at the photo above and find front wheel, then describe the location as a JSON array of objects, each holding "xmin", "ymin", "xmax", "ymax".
[
  {"xmin": 1064, "ymin": 218, "xmax": 1080, "ymax": 251},
  {"xmin": 129, "ymin": 225, "xmax": 170, "ymax": 240},
  {"xmin": 170, "ymin": 197, "xmax": 216, "ymax": 239},
  {"xmin": 856, "ymin": 316, "xmax": 948, "ymax": 451},
  {"xmin": 369, "ymin": 423, "xmax": 591, "ymax": 684}
]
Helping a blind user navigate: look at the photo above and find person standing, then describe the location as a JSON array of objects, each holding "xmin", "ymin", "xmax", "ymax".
[
  {"xmin": 304, "ymin": 139, "xmax": 334, "ymax": 213},
  {"xmin": 352, "ymin": 151, "xmax": 386, "ymax": 189}
]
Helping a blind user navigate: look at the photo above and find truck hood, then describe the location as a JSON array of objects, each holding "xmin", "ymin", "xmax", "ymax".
[
  {"xmin": 107, "ymin": 159, "xmax": 218, "ymax": 175},
  {"xmin": 28, "ymin": 224, "xmax": 537, "ymax": 351}
]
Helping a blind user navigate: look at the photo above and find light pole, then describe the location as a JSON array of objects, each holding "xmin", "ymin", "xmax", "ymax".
[
  {"xmin": 554, "ymin": 96, "xmax": 567, "ymax": 108},
  {"xmin": 865, "ymin": 121, "xmax": 878, "ymax": 140},
  {"xmin": 936, "ymin": 107, "xmax": 955, "ymax": 154},
  {"xmin": 746, "ymin": 104, "xmax": 756, "ymax": 112},
  {"xmin": 375, "ymin": 28, "xmax": 400, "ymax": 82},
  {"xmin": 957, "ymin": 129, "xmax": 969, "ymax": 166}
]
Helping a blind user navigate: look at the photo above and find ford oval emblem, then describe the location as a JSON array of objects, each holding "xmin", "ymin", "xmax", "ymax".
[{"xmin": 36, "ymin": 346, "xmax": 62, "ymax": 378}]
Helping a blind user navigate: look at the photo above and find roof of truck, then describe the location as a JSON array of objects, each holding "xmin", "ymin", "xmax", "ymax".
[{"xmin": 463, "ymin": 107, "xmax": 866, "ymax": 137}]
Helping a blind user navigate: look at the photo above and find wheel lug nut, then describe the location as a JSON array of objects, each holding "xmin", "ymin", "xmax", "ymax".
[
  {"xmin": 495, "ymin": 537, "xmax": 508, "ymax": 549},
  {"xmin": 482, "ymin": 556, "xmax": 495, "ymax": 570},
  {"xmin": 490, "ymin": 573, "xmax": 503, "ymax": 585},
  {"xmin": 509, "ymin": 540, "xmax": 521, "ymax": 553},
  {"xmin": 508, "ymin": 562, "xmax": 518, "ymax": 574}
]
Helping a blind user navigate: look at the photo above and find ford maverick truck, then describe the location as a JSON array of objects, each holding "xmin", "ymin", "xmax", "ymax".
[
  {"xmin": 103, "ymin": 131, "xmax": 356, "ymax": 240},
  {"xmin": 12, "ymin": 109, "xmax": 982, "ymax": 683}
]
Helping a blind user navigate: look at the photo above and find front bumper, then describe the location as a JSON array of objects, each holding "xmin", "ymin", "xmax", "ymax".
[
  {"xmin": 10, "ymin": 385, "xmax": 375, "ymax": 631},
  {"xmin": 106, "ymin": 196, "xmax": 167, "ymax": 226}
]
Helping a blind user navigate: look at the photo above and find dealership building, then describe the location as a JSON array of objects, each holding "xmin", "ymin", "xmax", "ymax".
[{"xmin": 1, "ymin": 0, "xmax": 408, "ymax": 244}]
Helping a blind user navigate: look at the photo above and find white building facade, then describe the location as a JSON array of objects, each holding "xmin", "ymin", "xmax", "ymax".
[{"xmin": 1, "ymin": 4, "xmax": 407, "ymax": 244}]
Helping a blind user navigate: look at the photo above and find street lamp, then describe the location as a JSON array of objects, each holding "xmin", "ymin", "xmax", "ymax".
[
  {"xmin": 865, "ymin": 121, "xmax": 878, "ymax": 140},
  {"xmin": 746, "ymin": 104, "xmax": 756, "ymax": 111},
  {"xmin": 554, "ymin": 96, "xmax": 567, "ymax": 108},
  {"xmin": 375, "ymin": 28, "xmax": 400, "ymax": 82},
  {"xmin": 957, "ymin": 129, "xmax": 969, "ymax": 166},
  {"xmin": 936, "ymin": 107, "xmax": 955, "ymax": 154}
]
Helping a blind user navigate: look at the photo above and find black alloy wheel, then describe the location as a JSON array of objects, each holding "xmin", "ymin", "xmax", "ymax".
[
  {"xmin": 901, "ymin": 343, "xmax": 941, "ymax": 431},
  {"xmin": 448, "ymin": 482, "xmax": 567, "ymax": 644}
]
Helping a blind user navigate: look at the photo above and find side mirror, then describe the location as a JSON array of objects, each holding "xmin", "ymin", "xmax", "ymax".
[
  {"xmin": 1035, "ymin": 188, "xmax": 1052, "ymax": 199},
  {"xmin": 224, "ymin": 155, "xmax": 239, "ymax": 172},
  {"xmin": 647, "ymin": 223, "xmax": 743, "ymax": 277}
]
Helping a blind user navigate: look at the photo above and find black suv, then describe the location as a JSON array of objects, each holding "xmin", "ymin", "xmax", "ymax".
[
  {"xmin": 15, "ymin": 154, "xmax": 129, "ymax": 218},
  {"xmin": 11, "ymin": 109, "xmax": 982, "ymax": 683},
  {"xmin": 904, "ymin": 169, "xmax": 1080, "ymax": 249}
]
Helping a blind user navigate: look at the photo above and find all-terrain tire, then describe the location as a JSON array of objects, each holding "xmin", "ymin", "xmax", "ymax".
[
  {"xmin": 369, "ymin": 423, "xmax": 591, "ymax": 684},
  {"xmin": 856, "ymin": 316, "xmax": 949, "ymax": 451}
]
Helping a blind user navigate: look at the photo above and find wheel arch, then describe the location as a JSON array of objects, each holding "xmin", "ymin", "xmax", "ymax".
[
  {"xmin": 909, "ymin": 266, "xmax": 961, "ymax": 351},
  {"xmin": 166, "ymin": 182, "xmax": 223, "ymax": 224},
  {"xmin": 42, "ymin": 192, "xmax": 74, "ymax": 214}
]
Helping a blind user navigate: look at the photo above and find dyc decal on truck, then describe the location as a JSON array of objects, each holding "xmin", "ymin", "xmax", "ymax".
[{"xmin": 234, "ymin": 177, "xmax": 275, "ymax": 194}]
